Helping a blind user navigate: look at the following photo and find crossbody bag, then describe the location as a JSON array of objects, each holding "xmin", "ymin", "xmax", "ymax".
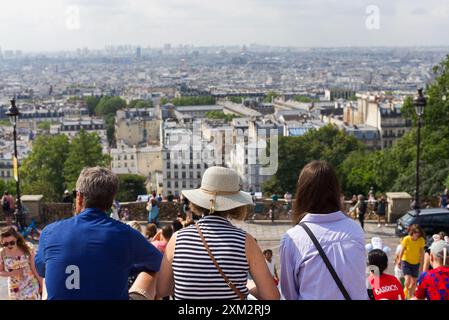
[
  {"xmin": 299, "ymin": 222, "xmax": 352, "ymax": 300},
  {"xmin": 195, "ymin": 223, "xmax": 246, "ymax": 300}
]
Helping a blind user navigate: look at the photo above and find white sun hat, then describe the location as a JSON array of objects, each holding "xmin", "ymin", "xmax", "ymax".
[{"xmin": 182, "ymin": 166, "xmax": 254, "ymax": 212}]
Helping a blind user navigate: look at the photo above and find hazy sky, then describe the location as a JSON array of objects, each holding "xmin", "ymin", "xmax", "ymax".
[{"xmin": 1, "ymin": 0, "xmax": 449, "ymax": 52}]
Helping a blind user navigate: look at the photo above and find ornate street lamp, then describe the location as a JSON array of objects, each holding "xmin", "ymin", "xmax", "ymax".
[
  {"xmin": 412, "ymin": 88, "xmax": 426, "ymax": 213},
  {"xmin": 6, "ymin": 98, "xmax": 25, "ymax": 230}
]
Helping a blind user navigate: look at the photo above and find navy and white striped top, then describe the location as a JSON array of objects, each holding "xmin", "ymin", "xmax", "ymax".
[{"xmin": 173, "ymin": 215, "xmax": 249, "ymax": 300}]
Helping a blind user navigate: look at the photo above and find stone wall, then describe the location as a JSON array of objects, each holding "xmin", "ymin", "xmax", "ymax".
[{"xmin": 4, "ymin": 198, "xmax": 387, "ymax": 227}]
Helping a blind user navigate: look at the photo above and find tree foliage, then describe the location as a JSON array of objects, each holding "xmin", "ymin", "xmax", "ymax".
[
  {"xmin": 21, "ymin": 134, "xmax": 70, "ymax": 201},
  {"xmin": 172, "ymin": 96, "xmax": 216, "ymax": 106},
  {"xmin": 116, "ymin": 174, "xmax": 147, "ymax": 202},
  {"xmin": 294, "ymin": 95, "xmax": 319, "ymax": 103},
  {"xmin": 95, "ymin": 96, "xmax": 127, "ymax": 117},
  {"xmin": 0, "ymin": 180, "xmax": 18, "ymax": 196},
  {"xmin": 263, "ymin": 125, "xmax": 363, "ymax": 195},
  {"xmin": 205, "ymin": 111, "xmax": 237, "ymax": 122},
  {"xmin": 20, "ymin": 131, "xmax": 110, "ymax": 201},
  {"xmin": 264, "ymin": 91, "xmax": 280, "ymax": 103},
  {"xmin": 84, "ymin": 96, "xmax": 101, "ymax": 116},
  {"xmin": 64, "ymin": 129, "xmax": 111, "ymax": 191},
  {"xmin": 128, "ymin": 99, "xmax": 153, "ymax": 109}
]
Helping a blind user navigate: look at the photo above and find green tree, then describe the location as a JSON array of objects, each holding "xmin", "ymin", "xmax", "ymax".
[
  {"xmin": 160, "ymin": 97, "xmax": 169, "ymax": 105},
  {"xmin": 205, "ymin": 110, "xmax": 237, "ymax": 122},
  {"xmin": 293, "ymin": 95, "xmax": 319, "ymax": 103},
  {"xmin": 172, "ymin": 96, "xmax": 216, "ymax": 106},
  {"xmin": 105, "ymin": 114, "xmax": 116, "ymax": 147},
  {"xmin": 116, "ymin": 174, "xmax": 147, "ymax": 202},
  {"xmin": 95, "ymin": 96, "xmax": 127, "ymax": 117},
  {"xmin": 229, "ymin": 96, "xmax": 245, "ymax": 104},
  {"xmin": 64, "ymin": 129, "xmax": 111, "ymax": 191},
  {"xmin": 264, "ymin": 91, "xmax": 280, "ymax": 103},
  {"xmin": 20, "ymin": 134, "xmax": 70, "ymax": 201},
  {"xmin": 37, "ymin": 121, "xmax": 51, "ymax": 131},
  {"xmin": 84, "ymin": 96, "xmax": 101, "ymax": 116},
  {"xmin": 128, "ymin": 99, "xmax": 153, "ymax": 109},
  {"xmin": 0, "ymin": 180, "xmax": 17, "ymax": 196},
  {"xmin": 263, "ymin": 125, "xmax": 363, "ymax": 195}
]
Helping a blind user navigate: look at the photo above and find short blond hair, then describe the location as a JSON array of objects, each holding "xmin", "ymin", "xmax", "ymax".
[
  {"xmin": 190, "ymin": 202, "xmax": 247, "ymax": 221},
  {"xmin": 127, "ymin": 221, "xmax": 142, "ymax": 233}
]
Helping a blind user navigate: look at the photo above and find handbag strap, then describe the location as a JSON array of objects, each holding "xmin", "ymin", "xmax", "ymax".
[
  {"xmin": 299, "ymin": 222, "xmax": 352, "ymax": 300},
  {"xmin": 194, "ymin": 223, "xmax": 245, "ymax": 300}
]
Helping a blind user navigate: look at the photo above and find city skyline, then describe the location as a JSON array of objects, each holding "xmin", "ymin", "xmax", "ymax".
[{"xmin": 1, "ymin": 0, "xmax": 449, "ymax": 52}]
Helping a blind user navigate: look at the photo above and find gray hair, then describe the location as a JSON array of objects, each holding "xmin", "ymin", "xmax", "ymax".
[{"xmin": 75, "ymin": 167, "xmax": 119, "ymax": 211}]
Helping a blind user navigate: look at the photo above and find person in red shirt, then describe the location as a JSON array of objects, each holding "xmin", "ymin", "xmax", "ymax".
[
  {"xmin": 367, "ymin": 249, "xmax": 405, "ymax": 300},
  {"xmin": 414, "ymin": 240, "xmax": 449, "ymax": 300}
]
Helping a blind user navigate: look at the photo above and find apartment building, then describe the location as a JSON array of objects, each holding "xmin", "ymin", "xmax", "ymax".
[{"xmin": 115, "ymin": 108, "xmax": 161, "ymax": 147}]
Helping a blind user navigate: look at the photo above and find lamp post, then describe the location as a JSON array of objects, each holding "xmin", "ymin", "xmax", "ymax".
[
  {"xmin": 6, "ymin": 98, "xmax": 24, "ymax": 230},
  {"xmin": 413, "ymin": 88, "xmax": 426, "ymax": 214}
]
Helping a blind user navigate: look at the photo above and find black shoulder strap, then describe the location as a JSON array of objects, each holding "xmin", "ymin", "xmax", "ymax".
[{"xmin": 299, "ymin": 222, "xmax": 352, "ymax": 300}]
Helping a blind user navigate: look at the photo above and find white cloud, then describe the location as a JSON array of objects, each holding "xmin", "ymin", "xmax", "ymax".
[{"xmin": 0, "ymin": 0, "xmax": 448, "ymax": 51}]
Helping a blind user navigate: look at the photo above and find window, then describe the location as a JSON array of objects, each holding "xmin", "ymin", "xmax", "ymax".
[
  {"xmin": 197, "ymin": 164, "xmax": 201, "ymax": 169},
  {"xmin": 130, "ymin": 155, "xmax": 134, "ymax": 160},
  {"xmin": 166, "ymin": 162, "xmax": 170, "ymax": 169},
  {"xmin": 197, "ymin": 172, "xmax": 201, "ymax": 179},
  {"xmin": 189, "ymin": 172, "xmax": 193, "ymax": 178},
  {"xmin": 175, "ymin": 172, "xmax": 178, "ymax": 179},
  {"xmin": 182, "ymin": 172, "xmax": 186, "ymax": 179},
  {"xmin": 182, "ymin": 181, "xmax": 186, "ymax": 188},
  {"xmin": 167, "ymin": 181, "xmax": 171, "ymax": 188},
  {"xmin": 167, "ymin": 172, "xmax": 171, "ymax": 179},
  {"xmin": 174, "ymin": 164, "xmax": 178, "ymax": 170},
  {"xmin": 124, "ymin": 155, "xmax": 127, "ymax": 161},
  {"xmin": 175, "ymin": 181, "xmax": 178, "ymax": 188}
]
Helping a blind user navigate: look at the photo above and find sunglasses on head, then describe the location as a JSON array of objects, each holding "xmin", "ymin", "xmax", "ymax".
[{"xmin": 1, "ymin": 240, "xmax": 16, "ymax": 247}]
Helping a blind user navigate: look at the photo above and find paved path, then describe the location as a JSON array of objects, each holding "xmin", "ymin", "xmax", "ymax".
[{"xmin": 0, "ymin": 220, "xmax": 398, "ymax": 300}]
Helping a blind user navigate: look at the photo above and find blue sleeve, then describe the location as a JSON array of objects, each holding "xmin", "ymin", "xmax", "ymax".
[
  {"xmin": 279, "ymin": 234, "xmax": 299, "ymax": 300},
  {"xmin": 34, "ymin": 226, "xmax": 47, "ymax": 277},
  {"xmin": 129, "ymin": 228, "xmax": 163, "ymax": 273}
]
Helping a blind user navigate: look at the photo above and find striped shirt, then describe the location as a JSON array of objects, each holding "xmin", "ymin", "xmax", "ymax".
[{"xmin": 173, "ymin": 215, "xmax": 249, "ymax": 299}]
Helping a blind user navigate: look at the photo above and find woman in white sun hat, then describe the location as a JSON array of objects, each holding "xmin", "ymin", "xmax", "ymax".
[{"xmin": 156, "ymin": 166, "xmax": 280, "ymax": 300}]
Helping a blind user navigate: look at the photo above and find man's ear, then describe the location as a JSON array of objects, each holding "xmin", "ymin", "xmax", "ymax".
[{"xmin": 76, "ymin": 192, "xmax": 84, "ymax": 214}]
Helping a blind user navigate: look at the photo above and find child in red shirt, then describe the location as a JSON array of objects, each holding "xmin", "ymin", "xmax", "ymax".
[
  {"xmin": 367, "ymin": 249, "xmax": 405, "ymax": 300},
  {"xmin": 414, "ymin": 240, "xmax": 449, "ymax": 300}
]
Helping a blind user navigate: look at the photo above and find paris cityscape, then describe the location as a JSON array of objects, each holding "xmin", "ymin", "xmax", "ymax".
[{"xmin": 0, "ymin": 0, "xmax": 449, "ymax": 307}]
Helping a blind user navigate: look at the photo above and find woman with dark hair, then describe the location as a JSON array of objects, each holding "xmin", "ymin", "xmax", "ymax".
[
  {"xmin": 0, "ymin": 227, "xmax": 42, "ymax": 300},
  {"xmin": 397, "ymin": 224, "xmax": 426, "ymax": 299},
  {"xmin": 280, "ymin": 160, "xmax": 368, "ymax": 300}
]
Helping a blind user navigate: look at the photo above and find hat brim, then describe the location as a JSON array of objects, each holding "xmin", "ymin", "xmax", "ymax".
[{"xmin": 182, "ymin": 189, "xmax": 254, "ymax": 212}]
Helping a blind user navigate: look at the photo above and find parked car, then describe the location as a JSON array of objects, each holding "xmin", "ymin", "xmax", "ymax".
[{"xmin": 396, "ymin": 208, "xmax": 449, "ymax": 242}]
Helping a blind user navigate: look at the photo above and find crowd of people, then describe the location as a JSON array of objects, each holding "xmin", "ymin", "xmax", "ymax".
[{"xmin": 0, "ymin": 162, "xmax": 448, "ymax": 300}]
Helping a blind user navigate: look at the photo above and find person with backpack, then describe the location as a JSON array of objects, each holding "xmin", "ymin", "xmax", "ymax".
[
  {"xmin": 1, "ymin": 192, "xmax": 14, "ymax": 227},
  {"xmin": 280, "ymin": 161, "xmax": 368, "ymax": 300}
]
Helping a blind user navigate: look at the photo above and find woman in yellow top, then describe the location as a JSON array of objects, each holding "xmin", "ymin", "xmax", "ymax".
[{"xmin": 397, "ymin": 224, "xmax": 426, "ymax": 299}]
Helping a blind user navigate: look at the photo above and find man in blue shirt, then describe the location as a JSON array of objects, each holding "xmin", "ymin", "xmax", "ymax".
[{"xmin": 35, "ymin": 167, "xmax": 162, "ymax": 300}]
